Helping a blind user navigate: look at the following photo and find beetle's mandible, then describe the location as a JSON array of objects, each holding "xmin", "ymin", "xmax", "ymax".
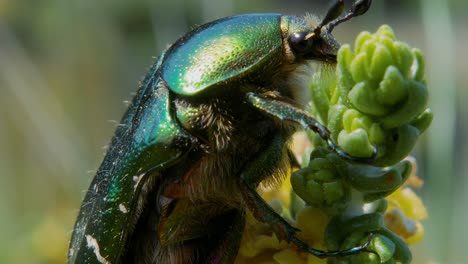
[{"xmin": 69, "ymin": 0, "xmax": 374, "ymax": 263}]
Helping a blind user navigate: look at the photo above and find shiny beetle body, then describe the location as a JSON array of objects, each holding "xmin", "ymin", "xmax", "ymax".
[{"xmin": 69, "ymin": 1, "xmax": 372, "ymax": 263}]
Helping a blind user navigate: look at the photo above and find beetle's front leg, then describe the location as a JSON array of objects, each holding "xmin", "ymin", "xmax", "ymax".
[{"xmin": 245, "ymin": 92, "xmax": 376, "ymax": 163}]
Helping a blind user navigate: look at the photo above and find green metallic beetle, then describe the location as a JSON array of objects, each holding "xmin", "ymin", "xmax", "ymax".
[{"xmin": 69, "ymin": 0, "xmax": 374, "ymax": 263}]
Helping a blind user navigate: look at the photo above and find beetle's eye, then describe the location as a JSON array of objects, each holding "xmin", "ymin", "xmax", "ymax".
[{"xmin": 288, "ymin": 32, "xmax": 311, "ymax": 54}]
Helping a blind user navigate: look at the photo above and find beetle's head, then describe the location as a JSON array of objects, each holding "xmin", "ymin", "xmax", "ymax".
[{"xmin": 283, "ymin": 0, "xmax": 371, "ymax": 63}]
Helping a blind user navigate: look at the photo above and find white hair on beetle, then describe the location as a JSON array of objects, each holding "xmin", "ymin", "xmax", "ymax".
[{"xmin": 303, "ymin": 13, "xmax": 321, "ymax": 30}]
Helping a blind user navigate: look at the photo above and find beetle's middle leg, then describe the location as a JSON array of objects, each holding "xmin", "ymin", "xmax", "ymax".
[
  {"xmin": 239, "ymin": 133, "xmax": 299, "ymax": 242},
  {"xmin": 245, "ymin": 92, "xmax": 377, "ymax": 163},
  {"xmin": 239, "ymin": 133, "xmax": 372, "ymax": 258}
]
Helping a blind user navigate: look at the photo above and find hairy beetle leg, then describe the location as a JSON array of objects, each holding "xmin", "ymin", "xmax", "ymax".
[
  {"xmin": 246, "ymin": 92, "xmax": 377, "ymax": 163},
  {"xmin": 238, "ymin": 133, "xmax": 372, "ymax": 257},
  {"xmin": 241, "ymin": 181, "xmax": 300, "ymax": 242},
  {"xmin": 238, "ymin": 133, "xmax": 301, "ymax": 242},
  {"xmin": 241, "ymin": 177, "xmax": 373, "ymax": 258}
]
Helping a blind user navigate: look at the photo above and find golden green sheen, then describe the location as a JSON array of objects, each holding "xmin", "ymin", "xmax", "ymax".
[{"xmin": 161, "ymin": 14, "xmax": 283, "ymax": 96}]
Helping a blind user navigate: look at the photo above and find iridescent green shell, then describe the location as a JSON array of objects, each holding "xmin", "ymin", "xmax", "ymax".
[
  {"xmin": 68, "ymin": 76, "xmax": 195, "ymax": 263},
  {"xmin": 161, "ymin": 14, "xmax": 285, "ymax": 96}
]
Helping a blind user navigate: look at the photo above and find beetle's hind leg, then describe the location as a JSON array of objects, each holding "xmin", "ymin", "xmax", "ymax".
[{"xmin": 245, "ymin": 92, "xmax": 377, "ymax": 163}]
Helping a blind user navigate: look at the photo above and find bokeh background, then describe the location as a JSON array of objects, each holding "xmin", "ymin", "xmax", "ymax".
[{"xmin": 0, "ymin": 0, "xmax": 465, "ymax": 263}]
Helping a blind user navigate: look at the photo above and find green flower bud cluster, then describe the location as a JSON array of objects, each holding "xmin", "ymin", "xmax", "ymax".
[
  {"xmin": 291, "ymin": 148, "xmax": 413, "ymax": 263},
  {"xmin": 310, "ymin": 25, "xmax": 432, "ymax": 166},
  {"xmin": 326, "ymin": 213, "xmax": 412, "ymax": 264},
  {"xmin": 291, "ymin": 25, "xmax": 432, "ymax": 263},
  {"xmin": 291, "ymin": 149, "xmax": 350, "ymax": 214},
  {"xmin": 291, "ymin": 149, "xmax": 412, "ymax": 211}
]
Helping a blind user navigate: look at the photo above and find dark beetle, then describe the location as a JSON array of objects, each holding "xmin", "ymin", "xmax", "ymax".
[{"xmin": 69, "ymin": 0, "xmax": 373, "ymax": 263}]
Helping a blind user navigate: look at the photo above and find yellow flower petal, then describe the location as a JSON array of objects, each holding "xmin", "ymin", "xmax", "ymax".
[
  {"xmin": 384, "ymin": 208, "xmax": 425, "ymax": 244},
  {"xmin": 405, "ymin": 221, "xmax": 425, "ymax": 244},
  {"xmin": 296, "ymin": 207, "xmax": 329, "ymax": 247},
  {"xmin": 260, "ymin": 174, "xmax": 293, "ymax": 208},
  {"xmin": 387, "ymin": 187, "xmax": 428, "ymax": 220},
  {"xmin": 273, "ymin": 249, "xmax": 305, "ymax": 263},
  {"xmin": 307, "ymin": 254, "xmax": 327, "ymax": 264}
]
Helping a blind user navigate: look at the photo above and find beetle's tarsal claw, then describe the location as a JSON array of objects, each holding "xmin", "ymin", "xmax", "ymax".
[
  {"xmin": 289, "ymin": 232, "xmax": 372, "ymax": 258},
  {"xmin": 364, "ymin": 232, "xmax": 374, "ymax": 248},
  {"xmin": 326, "ymin": 139, "xmax": 376, "ymax": 164},
  {"xmin": 333, "ymin": 233, "xmax": 374, "ymax": 256},
  {"xmin": 370, "ymin": 144, "xmax": 378, "ymax": 159}
]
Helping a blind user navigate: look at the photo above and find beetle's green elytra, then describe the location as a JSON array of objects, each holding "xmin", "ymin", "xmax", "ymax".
[{"xmin": 69, "ymin": 0, "xmax": 374, "ymax": 263}]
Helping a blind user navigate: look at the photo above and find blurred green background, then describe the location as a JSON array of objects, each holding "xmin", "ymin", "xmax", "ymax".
[{"xmin": 0, "ymin": 0, "xmax": 465, "ymax": 263}]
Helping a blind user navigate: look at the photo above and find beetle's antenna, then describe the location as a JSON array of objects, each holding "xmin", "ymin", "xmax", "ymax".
[
  {"xmin": 326, "ymin": 0, "xmax": 372, "ymax": 33},
  {"xmin": 308, "ymin": 0, "xmax": 345, "ymax": 40}
]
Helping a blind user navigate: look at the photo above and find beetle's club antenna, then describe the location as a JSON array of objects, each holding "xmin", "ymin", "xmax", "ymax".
[{"xmin": 306, "ymin": 0, "xmax": 372, "ymax": 41}]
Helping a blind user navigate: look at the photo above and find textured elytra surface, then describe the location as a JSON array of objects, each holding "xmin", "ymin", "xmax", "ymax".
[
  {"xmin": 68, "ymin": 83, "xmax": 195, "ymax": 264},
  {"xmin": 161, "ymin": 14, "xmax": 283, "ymax": 95}
]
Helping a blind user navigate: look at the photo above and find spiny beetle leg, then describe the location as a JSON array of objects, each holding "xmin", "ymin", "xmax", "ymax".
[
  {"xmin": 241, "ymin": 177, "xmax": 373, "ymax": 258},
  {"xmin": 206, "ymin": 210, "xmax": 246, "ymax": 263},
  {"xmin": 239, "ymin": 133, "xmax": 300, "ymax": 242},
  {"xmin": 238, "ymin": 133, "xmax": 372, "ymax": 258},
  {"xmin": 245, "ymin": 92, "xmax": 376, "ymax": 163},
  {"xmin": 240, "ymin": 181, "xmax": 300, "ymax": 242}
]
